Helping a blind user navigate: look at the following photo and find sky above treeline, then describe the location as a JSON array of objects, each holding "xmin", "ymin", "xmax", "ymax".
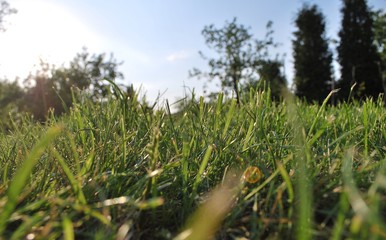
[{"xmin": 0, "ymin": 0, "xmax": 385, "ymax": 104}]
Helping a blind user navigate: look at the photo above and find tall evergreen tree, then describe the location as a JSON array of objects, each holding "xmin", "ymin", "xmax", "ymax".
[
  {"xmin": 372, "ymin": 9, "xmax": 386, "ymax": 105},
  {"xmin": 337, "ymin": 0, "xmax": 383, "ymax": 100},
  {"xmin": 293, "ymin": 4, "xmax": 334, "ymax": 103}
]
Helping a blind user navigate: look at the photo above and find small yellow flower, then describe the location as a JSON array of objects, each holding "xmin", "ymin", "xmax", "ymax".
[{"xmin": 243, "ymin": 166, "xmax": 262, "ymax": 183}]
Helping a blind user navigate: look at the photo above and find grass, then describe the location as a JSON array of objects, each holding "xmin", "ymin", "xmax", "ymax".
[{"xmin": 0, "ymin": 87, "xmax": 385, "ymax": 239}]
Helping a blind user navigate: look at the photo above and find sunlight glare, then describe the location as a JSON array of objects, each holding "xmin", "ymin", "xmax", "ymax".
[{"xmin": 0, "ymin": 0, "xmax": 104, "ymax": 79}]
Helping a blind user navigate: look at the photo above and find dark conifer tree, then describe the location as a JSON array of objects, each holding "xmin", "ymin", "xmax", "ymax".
[
  {"xmin": 372, "ymin": 10, "xmax": 386, "ymax": 105},
  {"xmin": 337, "ymin": 0, "xmax": 383, "ymax": 100},
  {"xmin": 258, "ymin": 60, "xmax": 287, "ymax": 101},
  {"xmin": 293, "ymin": 4, "xmax": 334, "ymax": 103}
]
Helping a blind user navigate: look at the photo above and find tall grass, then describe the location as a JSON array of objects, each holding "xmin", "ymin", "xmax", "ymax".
[{"xmin": 0, "ymin": 88, "xmax": 385, "ymax": 239}]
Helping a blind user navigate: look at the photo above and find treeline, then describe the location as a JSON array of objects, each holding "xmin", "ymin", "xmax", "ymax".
[
  {"xmin": 0, "ymin": 49, "xmax": 135, "ymax": 129},
  {"xmin": 0, "ymin": 2, "xmax": 138, "ymax": 130},
  {"xmin": 0, "ymin": 0, "xmax": 385, "ymax": 129},
  {"xmin": 192, "ymin": 0, "xmax": 386, "ymax": 105}
]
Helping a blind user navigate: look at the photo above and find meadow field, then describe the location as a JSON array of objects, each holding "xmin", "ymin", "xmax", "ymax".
[{"xmin": 0, "ymin": 88, "xmax": 385, "ymax": 239}]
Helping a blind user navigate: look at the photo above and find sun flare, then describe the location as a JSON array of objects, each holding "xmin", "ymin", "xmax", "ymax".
[{"xmin": 0, "ymin": 0, "xmax": 103, "ymax": 79}]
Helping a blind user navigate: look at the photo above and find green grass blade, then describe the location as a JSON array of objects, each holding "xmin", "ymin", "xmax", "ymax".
[
  {"xmin": 222, "ymin": 99, "xmax": 236, "ymax": 138},
  {"xmin": 0, "ymin": 125, "xmax": 62, "ymax": 235},
  {"xmin": 213, "ymin": 93, "xmax": 223, "ymax": 133},
  {"xmin": 192, "ymin": 145, "xmax": 213, "ymax": 198},
  {"xmin": 363, "ymin": 102, "xmax": 369, "ymax": 157},
  {"xmin": 342, "ymin": 148, "xmax": 369, "ymax": 218},
  {"xmin": 50, "ymin": 147, "xmax": 87, "ymax": 205},
  {"xmin": 62, "ymin": 216, "xmax": 75, "ymax": 240},
  {"xmin": 331, "ymin": 193, "xmax": 350, "ymax": 240},
  {"xmin": 307, "ymin": 89, "xmax": 339, "ymax": 138},
  {"xmin": 286, "ymin": 94, "xmax": 313, "ymax": 240},
  {"xmin": 276, "ymin": 161, "xmax": 294, "ymax": 204}
]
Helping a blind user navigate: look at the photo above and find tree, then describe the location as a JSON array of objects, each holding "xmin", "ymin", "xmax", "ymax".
[
  {"xmin": 258, "ymin": 60, "xmax": 287, "ymax": 101},
  {"xmin": 373, "ymin": 9, "xmax": 386, "ymax": 104},
  {"xmin": 0, "ymin": 80, "xmax": 24, "ymax": 129},
  {"xmin": 22, "ymin": 49, "xmax": 124, "ymax": 121},
  {"xmin": 292, "ymin": 4, "xmax": 334, "ymax": 103},
  {"xmin": 0, "ymin": 1, "xmax": 16, "ymax": 32},
  {"xmin": 0, "ymin": 1, "xmax": 19, "ymax": 129},
  {"xmin": 337, "ymin": 0, "xmax": 383, "ymax": 101},
  {"xmin": 242, "ymin": 59, "xmax": 287, "ymax": 101},
  {"xmin": 190, "ymin": 18, "xmax": 282, "ymax": 104},
  {"xmin": 23, "ymin": 62, "xmax": 57, "ymax": 121},
  {"xmin": 51, "ymin": 48, "xmax": 124, "ymax": 101}
]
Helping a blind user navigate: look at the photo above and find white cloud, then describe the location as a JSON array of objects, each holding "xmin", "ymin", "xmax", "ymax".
[{"xmin": 166, "ymin": 50, "xmax": 190, "ymax": 62}]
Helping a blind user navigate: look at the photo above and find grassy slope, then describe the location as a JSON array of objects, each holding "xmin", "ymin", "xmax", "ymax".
[{"xmin": 0, "ymin": 89, "xmax": 385, "ymax": 239}]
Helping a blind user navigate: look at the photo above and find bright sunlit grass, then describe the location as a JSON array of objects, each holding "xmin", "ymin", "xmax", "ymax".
[{"xmin": 0, "ymin": 88, "xmax": 385, "ymax": 239}]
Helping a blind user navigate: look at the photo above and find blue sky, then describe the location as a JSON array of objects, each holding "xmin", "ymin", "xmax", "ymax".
[{"xmin": 0, "ymin": 0, "xmax": 385, "ymax": 105}]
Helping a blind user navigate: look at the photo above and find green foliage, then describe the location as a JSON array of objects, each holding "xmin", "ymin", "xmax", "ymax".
[
  {"xmin": 0, "ymin": 80, "xmax": 24, "ymax": 130},
  {"xmin": 293, "ymin": 4, "xmax": 334, "ymax": 103},
  {"xmin": 20, "ymin": 49, "xmax": 124, "ymax": 121},
  {"xmin": 246, "ymin": 60, "xmax": 287, "ymax": 101},
  {"xmin": 337, "ymin": 0, "xmax": 383, "ymax": 101},
  {"xmin": 0, "ymin": 87, "xmax": 385, "ymax": 239},
  {"xmin": 190, "ymin": 18, "xmax": 285, "ymax": 104}
]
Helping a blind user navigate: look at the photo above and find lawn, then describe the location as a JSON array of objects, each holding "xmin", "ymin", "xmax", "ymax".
[{"xmin": 0, "ymin": 88, "xmax": 385, "ymax": 239}]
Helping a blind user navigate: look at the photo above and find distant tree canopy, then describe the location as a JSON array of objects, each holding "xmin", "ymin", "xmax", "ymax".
[
  {"xmin": 0, "ymin": 49, "xmax": 127, "ymax": 126},
  {"xmin": 0, "ymin": 1, "xmax": 16, "ymax": 32},
  {"xmin": 259, "ymin": 60, "xmax": 287, "ymax": 100},
  {"xmin": 243, "ymin": 60, "xmax": 287, "ymax": 101},
  {"xmin": 337, "ymin": 0, "xmax": 383, "ymax": 101},
  {"xmin": 0, "ymin": 80, "xmax": 23, "ymax": 128},
  {"xmin": 190, "ymin": 18, "xmax": 286, "ymax": 104},
  {"xmin": 293, "ymin": 4, "xmax": 334, "ymax": 103},
  {"xmin": 21, "ymin": 49, "xmax": 124, "ymax": 121}
]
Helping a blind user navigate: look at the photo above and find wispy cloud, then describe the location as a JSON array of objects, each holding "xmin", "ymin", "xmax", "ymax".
[{"xmin": 166, "ymin": 50, "xmax": 191, "ymax": 62}]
